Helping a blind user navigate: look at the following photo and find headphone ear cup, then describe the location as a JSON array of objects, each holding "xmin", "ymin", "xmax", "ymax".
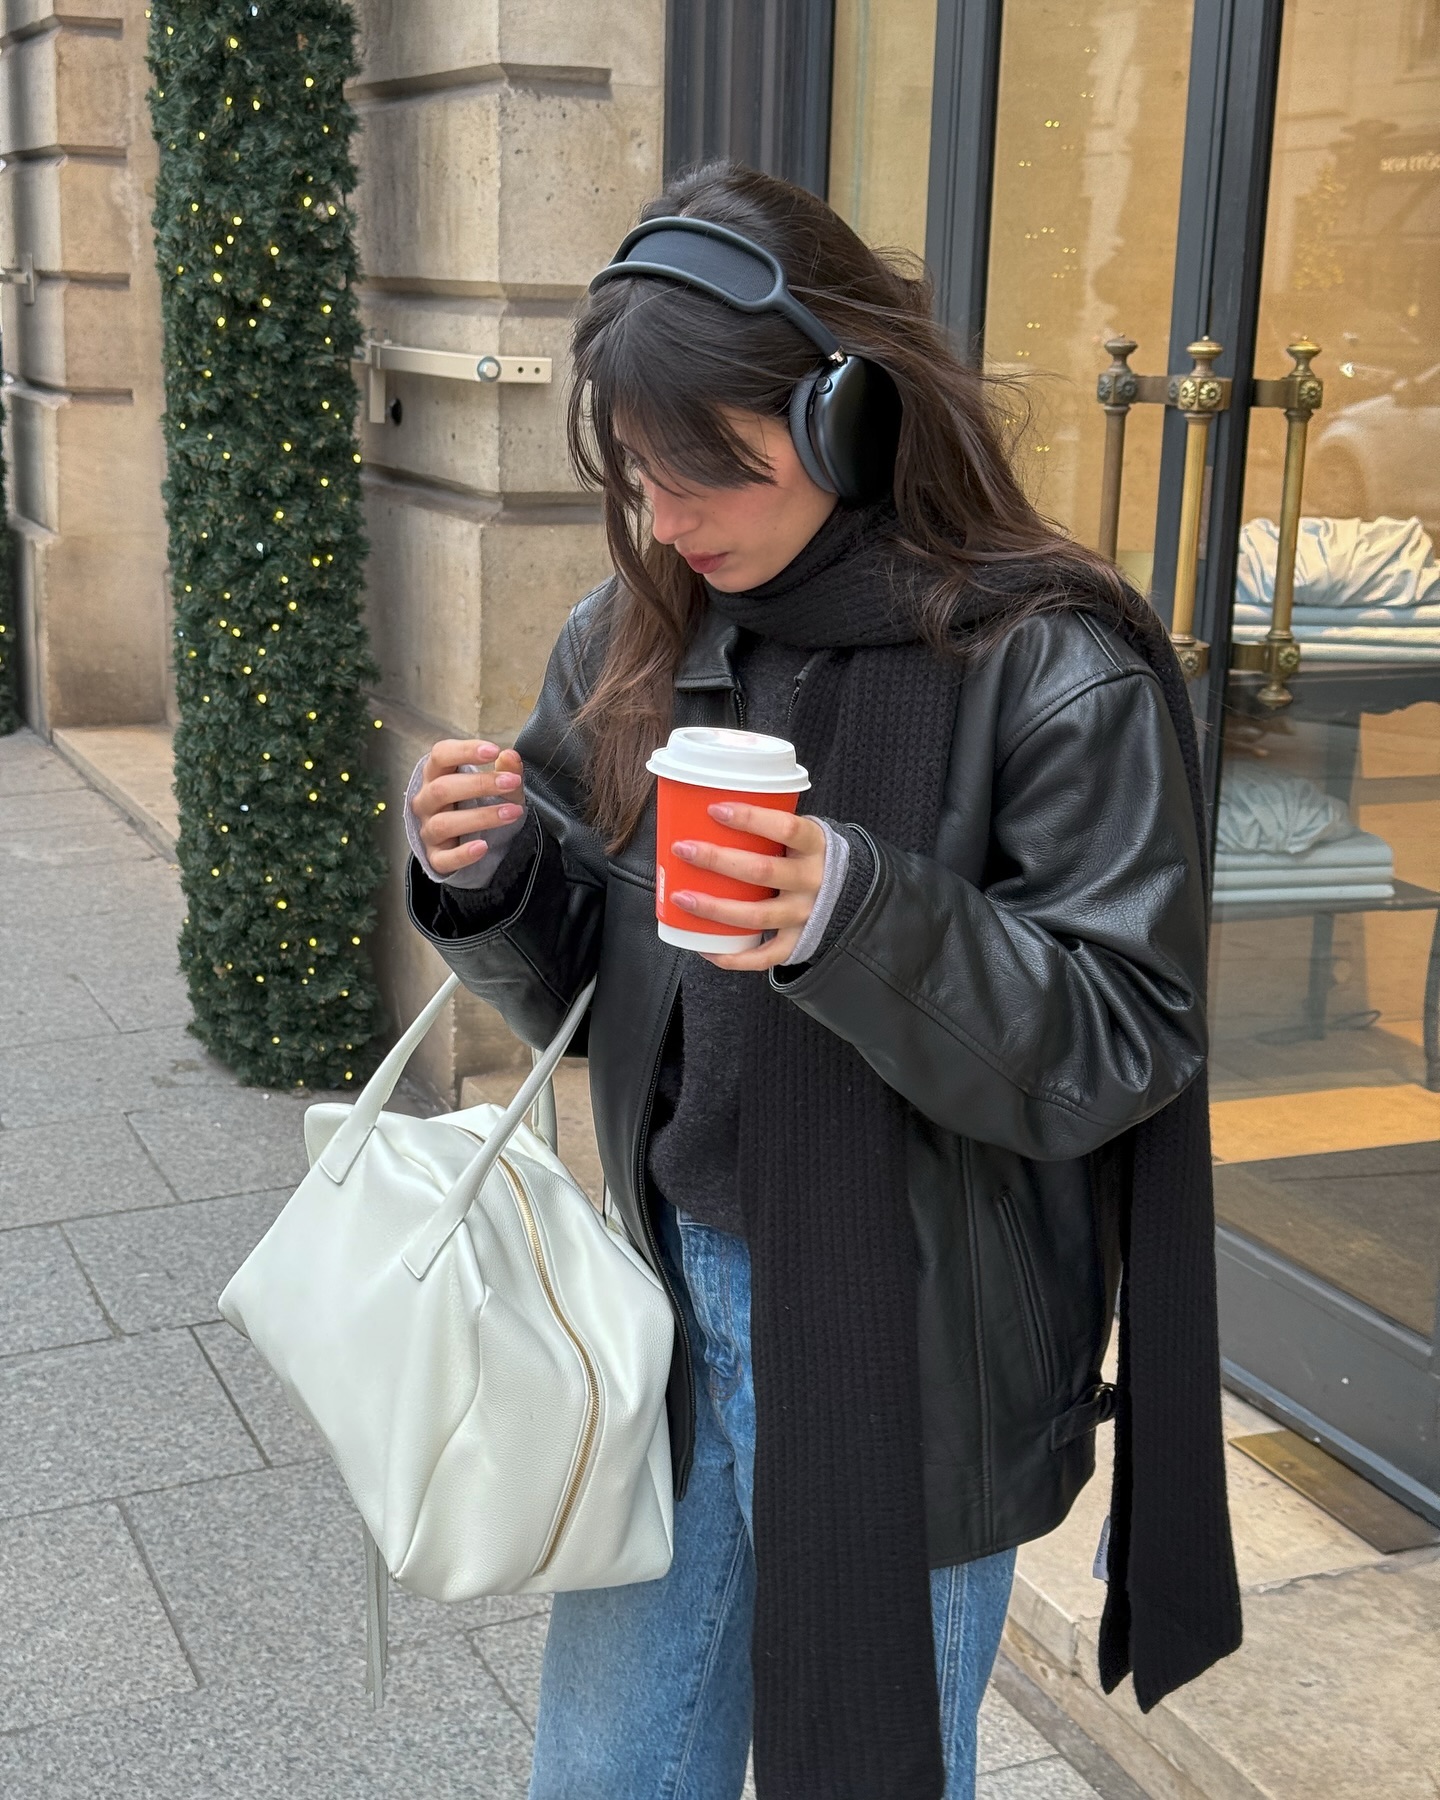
[
  {"xmin": 807, "ymin": 357, "xmax": 902, "ymax": 505},
  {"xmin": 787, "ymin": 369, "xmax": 837, "ymax": 495}
]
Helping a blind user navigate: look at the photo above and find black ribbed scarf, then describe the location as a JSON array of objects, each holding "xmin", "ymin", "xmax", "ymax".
[{"xmin": 706, "ymin": 503, "xmax": 1241, "ymax": 1799}]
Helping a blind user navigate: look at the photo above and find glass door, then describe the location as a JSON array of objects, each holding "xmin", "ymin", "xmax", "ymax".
[
  {"xmin": 910, "ymin": 0, "xmax": 1440, "ymax": 1518},
  {"xmin": 1207, "ymin": 0, "xmax": 1440, "ymax": 1519}
]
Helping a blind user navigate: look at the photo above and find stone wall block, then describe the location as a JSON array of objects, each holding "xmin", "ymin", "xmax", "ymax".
[
  {"xmin": 27, "ymin": 527, "xmax": 167, "ymax": 725},
  {"xmin": 353, "ymin": 92, "xmax": 500, "ymax": 288},
  {"xmin": 0, "ymin": 25, "xmax": 128, "ymax": 157},
  {"xmin": 9, "ymin": 388, "xmax": 61, "ymax": 530},
  {"xmin": 3, "ymin": 2, "xmax": 127, "ymax": 34},
  {"xmin": 479, "ymin": 517, "xmax": 608, "ymax": 735},
  {"xmin": 351, "ymin": 0, "xmax": 500, "ymax": 91},
  {"xmin": 354, "ymin": 84, "xmax": 655, "ymax": 294},
  {"xmin": 362, "ymin": 483, "xmax": 485, "ymax": 733},
  {"xmin": 1, "ymin": 156, "xmax": 134, "ymax": 273},
  {"xmin": 495, "ymin": 86, "xmax": 658, "ymax": 290},
  {"xmin": 497, "ymin": 0, "xmax": 663, "ymax": 91},
  {"xmin": 13, "ymin": 276, "xmax": 138, "ymax": 390}
]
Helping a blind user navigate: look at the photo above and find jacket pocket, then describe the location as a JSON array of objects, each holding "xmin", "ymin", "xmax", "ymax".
[{"xmin": 994, "ymin": 1187, "xmax": 1061, "ymax": 1401}]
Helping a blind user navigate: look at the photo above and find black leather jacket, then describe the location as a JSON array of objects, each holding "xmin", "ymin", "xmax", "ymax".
[{"xmin": 408, "ymin": 587, "xmax": 1209, "ymax": 1565}]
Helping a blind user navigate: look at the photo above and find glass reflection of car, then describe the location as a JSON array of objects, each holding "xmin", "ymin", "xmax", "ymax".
[{"xmin": 1307, "ymin": 361, "xmax": 1440, "ymax": 530}]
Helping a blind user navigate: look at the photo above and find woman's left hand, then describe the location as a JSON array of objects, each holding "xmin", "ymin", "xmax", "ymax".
[{"xmin": 671, "ymin": 802, "xmax": 828, "ymax": 971}]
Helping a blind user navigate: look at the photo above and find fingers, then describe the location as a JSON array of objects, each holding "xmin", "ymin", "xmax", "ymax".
[
  {"xmin": 671, "ymin": 835, "xmax": 821, "ymax": 891},
  {"xmin": 670, "ymin": 887, "xmax": 812, "ymax": 930},
  {"xmin": 423, "ymin": 738, "xmax": 500, "ymax": 784},
  {"xmin": 699, "ymin": 929, "xmax": 801, "ymax": 972},
  {"xmin": 427, "ymin": 838, "xmax": 493, "ymax": 878},
  {"xmin": 705, "ymin": 802, "xmax": 825, "ymax": 854},
  {"xmin": 416, "ymin": 739, "xmax": 525, "ymax": 827},
  {"xmin": 422, "ymin": 799, "xmax": 524, "ymax": 849}
]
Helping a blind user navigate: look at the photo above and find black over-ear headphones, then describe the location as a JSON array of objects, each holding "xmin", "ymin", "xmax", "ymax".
[{"xmin": 588, "ymin": 216, "xmax": 902, "ymax": 506}]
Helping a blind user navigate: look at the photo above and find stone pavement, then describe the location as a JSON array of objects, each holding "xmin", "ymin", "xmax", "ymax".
[{"xmin": 0, "ymin": 726, "xmax": 1109, "ymax": 1800}]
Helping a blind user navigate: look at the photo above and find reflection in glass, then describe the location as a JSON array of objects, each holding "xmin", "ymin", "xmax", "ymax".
[
  {"xmin": 1211, "ymin": 0, "xmax": 1440, "ymax": 1340},
  {"xmin": 985, "ymin": 0, "xmax": 1195, "ymax": 588},
  {"xmin": 827, "ymin": 0, "xmax": 938, "ymax": 263}
]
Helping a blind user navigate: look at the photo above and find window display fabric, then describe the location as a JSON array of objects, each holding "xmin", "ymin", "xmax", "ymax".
[
  {"xmin": 1235, "ymin": 515, "xmax": 1440, "ymax": 612},
  {"xmin": 1232, "ymin": 638, "xmax": 1440, "ymax": 664},
  {"xmin": 1233, "ymin": 602, "xmax": 1440, "ymax": 629},
  {"xmin": 1212, "ymin": 883, "xmax": 1395, "ymax": 905},
  {"xmin": 1215, "ymin": 827, "xmax": 1394, "ymax": 875},
  {"xmin": 1216, "ymin": 766, "xmax": 1354, "ymax": 856}
]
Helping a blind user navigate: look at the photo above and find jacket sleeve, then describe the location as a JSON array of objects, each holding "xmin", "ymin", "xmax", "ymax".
[
  {"xmin": 770, "ymin": 668, "xmax": 1208, "ymax": 1160},
  {"xmin": 406, "ymin": 599, "xmax": 608, "ymax": 1050}
]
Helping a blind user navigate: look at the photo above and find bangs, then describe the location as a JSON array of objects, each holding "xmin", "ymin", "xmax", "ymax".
[{"xmin": 577, "ymin": 278, "xmax": 804, "ymax": 492}]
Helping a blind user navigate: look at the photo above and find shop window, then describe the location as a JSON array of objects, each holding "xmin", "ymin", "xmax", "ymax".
[
  {"xmin": 983, "ymin": 0, "xmax": 1195, "ymax": 593},
  {"xmin": 827, "ymin": 0, "xmax": 938, "ymax": 263},
  {"xmin": 1212, "ymin": 0, "xmax": 1440, "ymax": 1339}
]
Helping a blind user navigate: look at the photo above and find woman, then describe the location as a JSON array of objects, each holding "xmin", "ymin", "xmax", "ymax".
[{"xmin": 406, "ymin": 162, "xmax": 1240, "ymax": 1800}]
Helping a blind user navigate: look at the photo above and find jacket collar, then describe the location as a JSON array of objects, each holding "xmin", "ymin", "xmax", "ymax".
[{"xmin": 675, "ymin": 606, "xmax": 741, "ymax": 691}]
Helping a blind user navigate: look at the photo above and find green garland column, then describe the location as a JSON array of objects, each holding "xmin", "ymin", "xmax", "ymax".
[{"xmin": 147, "ymin": 0, "xmax": 387, "ymax": 1088}]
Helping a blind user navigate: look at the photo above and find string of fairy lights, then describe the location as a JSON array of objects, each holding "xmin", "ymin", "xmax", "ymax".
[{"xmin": 147, "ymin": 1, "xmax": 386, "ymax": 1088}]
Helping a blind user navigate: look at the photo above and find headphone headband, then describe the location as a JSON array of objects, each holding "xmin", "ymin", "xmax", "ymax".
[{"xmin": 588, "ymin": 216, "xmax": 844, "ymax": 363}]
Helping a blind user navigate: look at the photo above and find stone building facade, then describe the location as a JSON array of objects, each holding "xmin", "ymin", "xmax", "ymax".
[{"xmin": 0, "ymin": 0, "xmax": 665, "ymax": 1099}]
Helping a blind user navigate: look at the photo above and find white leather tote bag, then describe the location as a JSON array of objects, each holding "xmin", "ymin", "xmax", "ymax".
[{"xmin": 218, "ymin": 974, "xmax": 675, "ymax": 1702}]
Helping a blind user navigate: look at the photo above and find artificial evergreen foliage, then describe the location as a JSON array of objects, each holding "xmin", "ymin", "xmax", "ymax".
[
  {"xmin": 148, "ymin": 0, "xmax": 386, "ymax": 1087},
  {"xmin": 0, "ymin": 385, "xmax": 17, "ymax": 736}
]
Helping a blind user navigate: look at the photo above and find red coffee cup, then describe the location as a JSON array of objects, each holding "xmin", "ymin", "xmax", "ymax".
[{"xmin": 646, "ymin": 727, "xmax": 811, "ymax": 950}]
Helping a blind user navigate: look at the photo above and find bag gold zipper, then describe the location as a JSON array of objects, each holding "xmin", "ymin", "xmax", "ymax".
[{"xmin": 497, "ymin": 1154, "xmax": 602, "ymax": 1576}]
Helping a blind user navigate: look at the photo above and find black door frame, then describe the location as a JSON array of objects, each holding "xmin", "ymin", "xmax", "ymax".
[{"xmin": 664, "ymin": 0, "xmax": 1440, "ymax": 1520}]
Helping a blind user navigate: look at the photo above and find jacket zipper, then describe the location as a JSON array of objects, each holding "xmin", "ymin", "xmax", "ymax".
[
  {"xmin": 995, "ymin": 1189, "xmax": 1061, "ymax": 1399},
  {"xmin": 499, "ymin": 1153, "xmax": 603, "ymax": 1577},
  {"xmin": 785, "ymin": 651, "xmax": 825, "ymax": 736}
]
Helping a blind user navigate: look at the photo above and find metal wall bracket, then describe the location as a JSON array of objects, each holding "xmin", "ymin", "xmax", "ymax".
[
  {"xmin": 0, "ymin": 253, "xmax": 35, "ymax": 304},
  {"xmin": 353, "ymin": 337, "xmax": 552, "ymax": 425}
]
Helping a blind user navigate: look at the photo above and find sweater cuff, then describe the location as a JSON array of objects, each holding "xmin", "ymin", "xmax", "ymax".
[
  {"xmin": 781, "ymin": 818, "xmax": 856, "ymax": 968},
  {"xmin": 408, "ymin": 810, "xmax": 543, "ymax": 939},
  {"xmin": 403, "ymin": 753, "xmax": 530, "ymax": 891},
  {"xmin": 780, "ymin": 822, "xmax": 875, "ymax": 970}
]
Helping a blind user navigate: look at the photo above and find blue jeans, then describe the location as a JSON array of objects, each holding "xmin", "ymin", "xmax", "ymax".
[{"xmin": 527, "ymin": 1203, "xmax": 1016, "ymax": 1800}]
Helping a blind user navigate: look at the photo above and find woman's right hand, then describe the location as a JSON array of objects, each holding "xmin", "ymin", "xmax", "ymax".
[{"xmin": 412, "ymin": 739, "xmax": 527, "ymax": 878}]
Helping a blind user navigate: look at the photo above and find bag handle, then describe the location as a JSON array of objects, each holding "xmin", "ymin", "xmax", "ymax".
[
  {"xmin": 400, "ymin": 976, "xmax": 597, "ymax": 1279},
  {"xmin": 317, "ymin": 973, "xmax": 463, "ymax": 1182}
]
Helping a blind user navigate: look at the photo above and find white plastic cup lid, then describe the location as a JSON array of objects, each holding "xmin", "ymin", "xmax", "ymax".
[{"xmin": 646, "ymin": 726, "xmax": 810, "ymax": 793}]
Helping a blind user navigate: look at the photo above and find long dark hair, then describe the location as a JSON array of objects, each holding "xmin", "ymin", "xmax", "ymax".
[{"xmin": 567, "ymin": 160, "xmax": 1150, "ymax": 852}]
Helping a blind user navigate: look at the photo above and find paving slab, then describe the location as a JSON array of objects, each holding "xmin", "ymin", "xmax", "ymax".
[
  {"xmin": 125, "ymin": 1091, "xmax": 316, "ymax": 1201},
  {"xmin": 0, "ymin": 1225, "xmax": 111, "ymax": 1355},
  {"xmin": 0, "ymin": 730, "xmax": 86, "ymax": 796},
  {"xmin": 979, "ymin": 1687, "xmax": 1061, "ymax": 1776},
  {"xmin": 0, "ymin": 1330, "xmax": 262, "ymax": 1518},
  {"xmin": 191, "ymin": 1321, "xmax": 327, "ymax": 1466},
  {"xmin": 978, "ymin": 1756, "xmax": 1104, "ymax": 1799},
  {"xmin": 0, "ymin": 1502, "xmax": 195, "ymax": 1733},
  {"xmin": 50, "ymin": 725, "xmax": 180, "ymax": 862},
  {"xmin": 1010, "ymin": 1382, "xmax": 1380, "ymax": 1674},
  {"xmin": 0, "ymin": 787, "xmax": 126, "ymax": 837},
  {"xmin": 0, "ymin": 969, "xmax": 119, "ymax": 1052},
  {"xmin": 65, "ymin": 1190, "xmax": 290, "ymax": 1332},
  {"xmin": 0, "ymin": 1114, "xmax": 180, "ymax": 1230},
  {"xmin": 125, "ymin": 1459, "xmax": 555, "ymax": 1690},
  {"xmin": 0, "ymin": 1026, "xmax": 238, "ymax": 1130},
  {"xmin": 0, "ymin": 1633, "xmax": 534, "ymax": 1800},
  {"xmin": 468, "ymin": 1611, "xmax": 550, "ymax": 1731},
  {"xmin": 0, "ymin": 832, "xmax": 181, "ymax": 917},
  {"xmin": 1146, "ymin": 1554, "xmax": 1440, "ymax": 1800}
]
